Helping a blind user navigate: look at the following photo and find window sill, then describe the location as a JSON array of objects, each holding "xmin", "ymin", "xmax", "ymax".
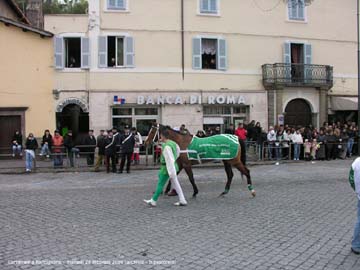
[
  {"xmin": 57, "ymin": 68, "xmax": 84, "ymax": 72},
  {"xmin": 197, "ymin": 12, "xmax": 221, "ymax": 17},
  {"xmin": 286, "ymin": 18, "xmax": 307, "ymax": 24},
  {"xmin": 104, "ymin": 9, "xmax": 130, "ymax": 13}
]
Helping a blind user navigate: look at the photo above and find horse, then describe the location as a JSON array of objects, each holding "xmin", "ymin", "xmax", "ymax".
[{"xmin": 144, "ymin": 124, "xmax": 256, "ymax": 198}]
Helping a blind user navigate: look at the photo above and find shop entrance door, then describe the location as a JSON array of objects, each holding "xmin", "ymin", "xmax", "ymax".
[{"xmin": 0, "ymin": 115, "xmax": 21, "ymax": 155}]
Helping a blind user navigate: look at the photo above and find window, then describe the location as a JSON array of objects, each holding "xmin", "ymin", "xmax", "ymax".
[
  {"xmin": 64, "ymin": 38, "xmax": 81, "ymax": 68},
  {"xmin": 200, "ymin": 0, "xmax": 218, "ymax": 14},
  {"xmin": 54, "ymin": 36, "xmax": 90, "ymax": 70},
  {"xmin": 98, "ymin": 35, "xmax": 134, "ymax": 68},
  {"xmin": 108, "ymin": 36, "xmax": 124, "ymax": 67},
  {"xmin": 193, "ymin": 37, "xmax": 226, "ymax": 70},
  {"xmin": 112, "ymin": 107, "xmax": 159, "ymax": 135},
  {"xmin": 288, "ymin": 0, "xmax": 305, "ymax": 21},
  {"xmin": 107, "ymin": 0, "xmax": 126, "ymax": 10}
]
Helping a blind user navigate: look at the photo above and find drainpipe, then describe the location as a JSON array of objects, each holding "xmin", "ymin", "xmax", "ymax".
[{"xmin": 181, "ymin": 0, "xmax": 185, "ymax": 80}]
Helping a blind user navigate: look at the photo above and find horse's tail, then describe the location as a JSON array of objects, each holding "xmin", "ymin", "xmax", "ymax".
[{"xmin": 238, "ymin": 139, "xmax": 246, "ymax": 166}]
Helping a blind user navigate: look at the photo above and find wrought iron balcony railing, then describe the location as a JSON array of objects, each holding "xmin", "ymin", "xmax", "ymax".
[{"xmin": 262, "ymin": 63, "xmax": 333, "ymax": 90}]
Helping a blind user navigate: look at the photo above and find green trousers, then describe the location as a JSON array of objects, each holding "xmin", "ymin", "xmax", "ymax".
[{"xmin": 152, "ymin": 168, "xmax": 169, "ymax": 202}]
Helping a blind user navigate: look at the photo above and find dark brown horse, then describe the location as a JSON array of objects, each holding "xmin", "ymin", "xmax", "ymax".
[{"xmin": 144, "ymin": 124, "xmax": 256, "ymax": 198}]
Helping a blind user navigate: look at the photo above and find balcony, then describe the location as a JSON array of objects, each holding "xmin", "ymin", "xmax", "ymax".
[{"xmin": 262, "ymin": 63, "xmax": 333, "ymax": 90}]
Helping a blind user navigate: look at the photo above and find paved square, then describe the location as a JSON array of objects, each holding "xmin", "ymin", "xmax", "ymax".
[{"xmin": 0, "ymin": 160, "xmax": 360, "ymax": 269}]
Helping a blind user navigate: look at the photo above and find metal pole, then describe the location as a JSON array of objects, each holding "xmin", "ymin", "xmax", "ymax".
[
  {"xmin": 181, "ymin": 0, "xmax": 185, "ymax": 80},
  {"xmin": 357, "ymin": 0, "xmax": 360, "ymax": 154}
]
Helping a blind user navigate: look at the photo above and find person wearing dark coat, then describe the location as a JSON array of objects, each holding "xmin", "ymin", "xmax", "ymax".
[
  {"xmin": 104, "ymin": 130, "xmax": 117, "ymax": 173},
  {"xmin": 64, "ymin": 130, "xmax": 79, "ymax": 167},
  {"xmin": 25, "ymin": 133, "xmax": 38, "ymax": 172},
  {"xmin": 118, "ymin": 125, "xmax": 135, "ymax": 173},
  {"xmin": 224, "ymin": 124, "xmax": 235, "ymax": 135},
  {"xmin": 40, "ymin": 130, "xmax": 52, "ymax": 158},
  {"xmin": 316, "ymin": 129, "xmax": 326, "ymax": 160},
  {"xmin": 94, "ymin": 130, "xmax": 106, "ymax": 172},
  {"xmin": 12, "ymin": 130, "xmax": 23, "ymax": 157},
  {"xmin": 83, "ymin": 130, "xmax": 97, "ymax": 166}
]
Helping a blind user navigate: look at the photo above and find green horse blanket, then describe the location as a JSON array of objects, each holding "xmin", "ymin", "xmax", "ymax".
[{"xmin": 187, "ymin": 135, "xmax": 239, "ymax": 160}]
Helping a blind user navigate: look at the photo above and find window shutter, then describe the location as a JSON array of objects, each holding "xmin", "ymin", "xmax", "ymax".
[
  {"xmin": 125, "ymin": 36, "xmax": 135, "ymax": 67},
  {"xmin": 200, "ymin": 0, "xmax": 208, "ymax": 12},
  {"xmin": 116, "ymin": 0, "xmax": 125, "ymax": 9},
  {"xmin": 98, "ymin": 36, "xmax": 108, "ymax": 68},
  {"xmin": 192, "ymin": 38, "xmax": 202, "ymax": 69},
  {"xmin": 284, "ymin": 42, "xmax": 291, "ymax": 82},
  {"xmin": 210, "ymin": 0, "xmax": 217, "ymax": 13},
  {"xmin": 81, "ymin": 37, "xmax": 90, "ymax": 69},
  {"xmin": 108, "ymin": 0, "xmax": 116, "ymax": 9},
  {"xmin": 54, "ymin": 37, "xmax": 64, "ymax": 69},
  {"xmin": 283, "ymin": 42, "xmax": 291, "ymax": 64},
  {"xmin": 217, "ymin": 38, "xmax": 227, "ymax": 71},
  {"xmin": 288, "ymin": 0, "xmax": 297, "ymax": 20},
  {"xmin": 304, "ymin": 43, "xmax": 312, "ymax": 81},
  {"xmin": 304, "ymin": 44, "xmax": 312, "ymax": 64},
  {"xmin": 298, "ymin": 0, "xmax": 305, "ymax": 20}
]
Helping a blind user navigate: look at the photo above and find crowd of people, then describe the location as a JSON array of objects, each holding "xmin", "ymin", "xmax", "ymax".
[
  {"xmin": 9, "ymin": 120, "xmax": 360, "ymax": 172},
  {"xmin": 10, "ymin": 126, "xmax": 143, "ymax": 173},
  {"xmin": 195, "ymin": 120, "xmax": 359, "ymax": 163}
]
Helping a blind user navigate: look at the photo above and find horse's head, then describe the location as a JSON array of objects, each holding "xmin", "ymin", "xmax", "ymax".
[{"xmin": 144, "ymin": 123, "xmax": 159, "ymax": 147}]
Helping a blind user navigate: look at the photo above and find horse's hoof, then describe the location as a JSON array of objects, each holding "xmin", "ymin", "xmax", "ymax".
[
  {"xmin": 192, "ymin": 192, "xmax": 198, "ymax": 198},
  {"xmin": 219, "ymin": 192, "xmax": 227, "ymax": 197},
  {"xmin": 251, "ymin": 190, "xmax": 256, "ymax": 197}
]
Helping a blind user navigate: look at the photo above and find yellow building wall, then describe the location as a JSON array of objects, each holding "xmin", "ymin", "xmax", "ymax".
[
  {"xmin": 45, "ymin": 0, "xmax": 357, "ymax": 95},
  {"xmin": 0, "ymin": 23, "xmax": 54, "ymax": 137}
]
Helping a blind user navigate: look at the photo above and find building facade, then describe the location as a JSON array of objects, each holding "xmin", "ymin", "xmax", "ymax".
[
  {"xmin": 0, "ymin": 0, "xmax": 53, "ymax": 153},
  {"xmin": 45, "ymin": 0, "xmax": 356, "ymax": 136}
]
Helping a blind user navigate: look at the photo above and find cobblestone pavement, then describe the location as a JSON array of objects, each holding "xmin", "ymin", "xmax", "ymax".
[{"xmin": 0, "ymin": 159, "xmax": 360, "ymax": 270}]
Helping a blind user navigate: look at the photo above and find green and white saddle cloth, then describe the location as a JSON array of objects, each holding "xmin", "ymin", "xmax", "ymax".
[{"xmin": 187, "ymin": 134, "xmax": 239, "ymax": 160}]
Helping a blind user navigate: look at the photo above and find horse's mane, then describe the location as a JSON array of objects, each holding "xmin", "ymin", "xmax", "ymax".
[{"xmin": 159, "ymin": 124, "xmax": 192, "ymax": 136}]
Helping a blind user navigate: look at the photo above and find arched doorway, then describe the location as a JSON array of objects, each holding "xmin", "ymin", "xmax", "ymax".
[
  {"xmin": 56, "ymin": 104, "xmax": 89, "ymax": 141},
  {"xmin": 284, "ymin": 99, "xmax": 312, "ymax": 128}
]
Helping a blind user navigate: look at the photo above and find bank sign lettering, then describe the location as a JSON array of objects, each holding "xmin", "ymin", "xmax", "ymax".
[{"xmin": 136, "ymin": 95, "xmax": 246, "ymax": 105}]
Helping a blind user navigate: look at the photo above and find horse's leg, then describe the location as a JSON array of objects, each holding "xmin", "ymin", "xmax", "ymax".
[
  {"xmin": 166, "ymin": 162, "xmax": 183, "ymax": 195},
  {"xmin": 234, "ymin": 162, "xmax": 256, "ymax": 197},
  {"xmin": 183, "ymin": 162, "xmax": 198, "ymax": 197},
  {"xmin": 220, "ymin": 161, "xmax": 234, "ymax": 196}
]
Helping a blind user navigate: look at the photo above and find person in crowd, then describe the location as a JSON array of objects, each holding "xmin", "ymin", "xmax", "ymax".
[
  {"xmin": 348, "ymin": 126, "xmax": 356, "ymax": 157},
  {"xmin": 94, "ymin": 130, "xmax": 106, "ymax": 172},
  {"xmin": 257, "ymin": 128, "xmax": 268, "ymax": 160},
  {"xmin": 52, "ymin": 130, "xmax": 64, "ymax": 168},
  {"xmin": 118, "ymin": 125, "xmax": 135, "ymax": 173},
  {"xmin": 339, "ymin": 129, "xmax": 349, "ymax": 159},
  {"xmin": 12, "ymin": 130, "xmax": 23, "ymax": 157},
  {"xmin": 64, "ymin": 130, "xmax": 79, "ymax": 167},
  {"xmin": 25, "ymin": 133, "xmax": 38, "ymax": 172},
  {"xmin": 196, "ymin": 130, "xmax": 206, "ymax": 138},
  {"xmin": 316, "ymin": 129, "xmax": 326, "ymax": 160},
  {"xmin": 267, "ymin": 126, "xmax": 277, "ymax": 161},
  {"xmin": 179, "ymin": 124, "xmax": 189, "ymax": 135},
  {"xmin": 40, "ymin": 129, "xmax": 52, "ymax": 158},
  {"xmin": 144, "ymin": 128, "xmax": 187, "ymax": 207},
  {"xmin": 131, "ymin": 127, "xmax": 143, "ymax": 165},
  {"xmin": 334, "ymin": 128, "xmax": 342, "ymax": 159},
  {"xmin": 214, "ymin": 126, "xmax": 221, "ymax": 135},
  {"xmin": 348, "ymin": 157, "xmax": 360, "ymax": 255},
  {"xmin": 104, "ymin": 130, "xmax": 117, "ymax": 173},
  {"xmin": 291, "ymin": 129, "xmax": 303, "ymax": 161},
  {"xmin": 246, "ymin": 120, "xmax": 256, "ymax": 142},
  {"xmin": 83, "ymin": 130, "xmax": 97, "ymax": 166},
  {"xmin": 224, "ymin": 124, "xmax": 235, "ymax": 135},
  {"xmin": 304, "ymin": 139, "xmax": 312, "ymax": 161},
  {"xmin": 235, "ymin": 123, "xmax": 247, "ymax": 164},
  {"xmin": 325, "ymin": 129, "xmax": 336, "ymax": 160},
  {"xmin": 311, "ymin": 138, "xmax": 318, "ymax": 161},
  {"xmin": 276, "ymin": 125, "xmax": 286, "ymax": 160}
]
